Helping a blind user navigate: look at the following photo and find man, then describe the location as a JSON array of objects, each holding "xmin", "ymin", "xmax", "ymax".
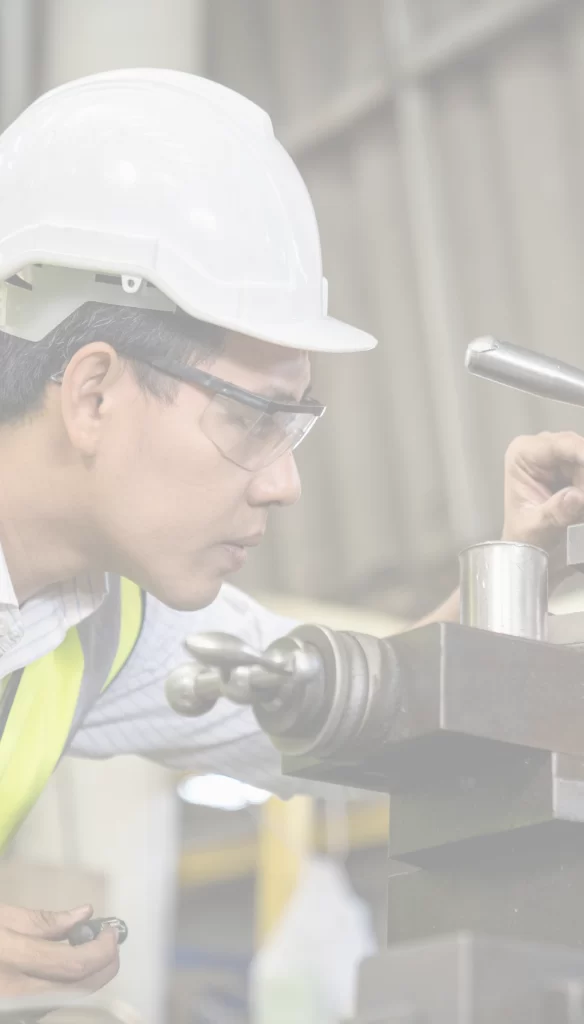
[{"xmin": 0, "ymin": 67, "xmax": 583, "ymax": 997}]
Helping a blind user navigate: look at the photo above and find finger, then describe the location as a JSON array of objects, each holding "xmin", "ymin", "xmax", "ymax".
[
  {"xmin": 0, "ymin": 904, "xmax": 93, "ymax": 940},
  {"xmin": 534, "ymin": 487, "xmax": 584, "ymax": 530},
  {"xmin": 0, "ymin": 926, "xmax": 118, "ymax": 984},
  {"xmin": 74, "ymin": 951, "xmax": 121, "ymax": 994},
  {"xmin": 0, "ymin": 967, "xmax": 96, "ymax": 1000},
  {"xmin": 508, "ymin": 432, "xmax": 584, "ymax": 472}
]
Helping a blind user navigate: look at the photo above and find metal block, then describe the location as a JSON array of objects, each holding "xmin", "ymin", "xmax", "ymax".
[
  {"xmin": 386, "ymin": 819, "xmax": 584, "ymax": 947},
  {"xmin": 387, "ymin": 751, "xmax": 584, "ymax": 861},
  {"xmin": 382, "ymin": 753, "xmax": 584, "ymax": 945},
  {"xmin": 354, "ymin": 933, "xmax": 584, "ymax": 1024},
  {"xmin": 566, "ymin": 524, "xmax": 584, "ymax": 569},
  {"xmin": 284, "ymin": 623, "xmax": 584, "ymax": 794}
]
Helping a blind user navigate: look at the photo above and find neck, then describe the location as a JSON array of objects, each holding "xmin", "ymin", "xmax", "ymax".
[{"xmin": 0, "ymin": 419, "xmax": 98, "ymax": 605}]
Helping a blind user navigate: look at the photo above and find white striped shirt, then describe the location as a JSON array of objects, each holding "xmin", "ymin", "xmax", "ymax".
[{"xmin": 0, "ymin": 544, "xmax": 311, "ymax": 798}]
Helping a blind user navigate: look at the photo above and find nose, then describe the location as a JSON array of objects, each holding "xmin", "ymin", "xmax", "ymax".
[{"xmin": 247, "ymin": 451, "xmax": 302, "ymax": 508}]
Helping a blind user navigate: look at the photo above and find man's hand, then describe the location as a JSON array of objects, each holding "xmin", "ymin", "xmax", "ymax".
[
  {"xmin": 414, "ymin": 431, "xmax": 584, "ymax": 628},
  {"xmin": 0, "ymin": 903, "xmax": 119, "ymax": 996},
  {"xmin": 502, "ymin": 431, "xmax": 584, "ymax": 551}
]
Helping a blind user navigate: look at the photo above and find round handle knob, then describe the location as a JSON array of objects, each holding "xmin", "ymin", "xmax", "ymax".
[
  {"xmin": 165, "ymin": 632, "xmax": 323, "ymax": 718},
  {"xmin": 165, "ymin": 663, "xmax": 221, "ymax": 717}
]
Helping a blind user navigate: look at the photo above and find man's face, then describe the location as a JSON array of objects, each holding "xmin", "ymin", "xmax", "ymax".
[{"xmin": 85, "ymin": 333, "xmax": 311, "ymax": 609}]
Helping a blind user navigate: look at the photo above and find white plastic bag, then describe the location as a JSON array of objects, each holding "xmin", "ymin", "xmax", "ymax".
[{"xmin": 250, "ymin": 856, "xmax": 377, "ymax": 1024}]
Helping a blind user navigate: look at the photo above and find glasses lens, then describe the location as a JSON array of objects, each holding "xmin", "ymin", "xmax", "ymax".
[{"xmin": 201, "ymin": 394, "xmax": 319, "ymax": 470}]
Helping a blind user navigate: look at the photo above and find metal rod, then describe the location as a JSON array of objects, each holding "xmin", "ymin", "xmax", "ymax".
[{"xmin": 466, "ymin": 337, "xmax": 584, "ymax": 407}]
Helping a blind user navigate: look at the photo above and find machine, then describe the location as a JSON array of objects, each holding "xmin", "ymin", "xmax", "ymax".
[{"xmin": 167, "ymin": 339, "xmax": 584, "ymax": 1023}]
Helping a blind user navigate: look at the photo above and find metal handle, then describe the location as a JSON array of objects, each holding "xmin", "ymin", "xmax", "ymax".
[
  {"xmin": 465, "ymin": 337, "xmax": 584, "ymax": 407},
  {"xmin": 184, "ymin": 632, "xmax": 295, "ymax": 675},
  {"xmin": 165, "ymin": 632, "xmax": 322, "ymax": 717}
]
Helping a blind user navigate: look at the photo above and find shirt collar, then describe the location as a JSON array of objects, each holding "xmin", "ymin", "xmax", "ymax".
[
  {"xmin": 0, "ymin": 536, "xmax": 108, "ymax": 618},
  {"xmin": 0, "ymin": 542, "xmax": 18, "ymax": 609}
]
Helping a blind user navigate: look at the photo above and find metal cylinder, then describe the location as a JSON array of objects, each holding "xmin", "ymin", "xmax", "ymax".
[{"xmin": 459, "ymin": 541, "xmax": 548, "ymax": 640}]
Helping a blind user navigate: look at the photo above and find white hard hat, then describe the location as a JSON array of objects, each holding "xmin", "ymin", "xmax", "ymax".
[{"xmin": 0, "ymin": 68, "xmax": 377, "ymax": 353}]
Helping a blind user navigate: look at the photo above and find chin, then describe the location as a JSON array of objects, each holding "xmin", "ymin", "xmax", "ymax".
[{"xmin": 146, "ymin": 575, "xmax": 224, "ymax": 612}]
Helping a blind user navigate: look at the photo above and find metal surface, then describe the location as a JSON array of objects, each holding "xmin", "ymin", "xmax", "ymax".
[
  {"xmin": 466, "ymin": 338, "xmax": 584, "ymax": 407},
  {"xmin": 281, "ymin": 623, "xmax": 584, "ymax": 788},
  {"xmin": 165, "ymin": 662, "xmax": 221, "ymax": 717},
  {"xmin": 563, "ymin": 522, "xmax": 584, "ymax": 569},
  {"xmin": 166, "ymin": 624, "xmax": 403, "ymax": 761},
  {"xmin": 167, "ymin": 533, "xmax": 584, "ymax": 1018},
  {"xmin": 385, "ymin": 820, "xmax": 584, "ymax": 948},
  {"xmin": 380, "ymin": 749, "xmax": 584, "ymax": 946},
  {"xmin": 184, "ymin": 632, "xmax": 295, "ymax": 674},
  {"xmin": 459, "ymin": 540, "xmax": 548, "ymax": 640},
  {"xmin": 165, "ymin": 632, "xmax": 322, "ymax": 717},
  {"xmin": 257, "ymin": 625, "xmax": 401, "ymax": 760},
  {"xmin": 354, "ymin": 933, "xmax": 584, "ymax": 1024},
  {"xmin": 169, "ymin": 617, "xmax": 584, "ymax": 781},
  {"xmin": 546, "ymin": 521, "xmax": 584, "ymax": 592}
]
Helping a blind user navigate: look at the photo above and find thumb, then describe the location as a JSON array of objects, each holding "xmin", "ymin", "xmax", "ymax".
[
  {"xmin": 0, "ymin": 903, "xmax": 93, "ymax": 939},
  {"xmin": 540, "ymin": 487, "xmax": 584, "ymax": 529}
]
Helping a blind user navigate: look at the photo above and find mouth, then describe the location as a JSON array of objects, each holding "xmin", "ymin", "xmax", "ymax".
[
  {"xmin": 215, "ymin": 533, "xmax": 265, "ymax": 572},
  {"xmin": 223, "ymin": 533, "xmax": 265, "ymax": 549}
]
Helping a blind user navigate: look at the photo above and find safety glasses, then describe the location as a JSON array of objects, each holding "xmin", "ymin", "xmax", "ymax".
[
  {"xmin": 145, "ymin": 358, "xmax": 326, "ymax": 471},
  {"xmin": 52, "ymin": 358, "xmax": 326, "ymax": 471}
]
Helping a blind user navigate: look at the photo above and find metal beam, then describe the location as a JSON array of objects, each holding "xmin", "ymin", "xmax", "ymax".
[
  {"xmin": 402, "ymin": 0, "xmax": 569, "ymax": 81},
  {"xmin": 284, "ymin": 0, "xmax": 573, "ymax": 160}
]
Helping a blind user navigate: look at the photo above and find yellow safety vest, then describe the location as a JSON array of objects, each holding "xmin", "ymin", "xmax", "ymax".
[{"xmin": 0, "ymin": 578, "xmax": 144, "ymax": 849}]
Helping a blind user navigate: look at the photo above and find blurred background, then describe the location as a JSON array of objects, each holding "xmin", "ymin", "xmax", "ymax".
[{"xmin": 2, "ymin": 0, "xmax": 584, "ymax": 1020}]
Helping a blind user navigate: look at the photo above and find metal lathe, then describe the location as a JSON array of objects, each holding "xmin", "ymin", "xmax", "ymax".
[{"xmin": 167, "ymin": 340, "xmax": 584, "ymax": 1023}]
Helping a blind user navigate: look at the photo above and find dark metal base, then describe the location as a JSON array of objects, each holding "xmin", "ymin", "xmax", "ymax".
[
  {"xmin": 353, "ymin": 932, "xmax": 584, "ymax": 1023},
  {"xmin": 385, "ymin": 823, "xmax": 584, "ymax": 949},
  {"xmin": 283, "ymin": 622, "xmax": 584, "ymax": 797}
]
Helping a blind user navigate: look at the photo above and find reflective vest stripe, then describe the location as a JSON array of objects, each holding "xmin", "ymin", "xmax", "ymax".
[
  {"xmin": 0, "ymin": 579, "xmax": 144, "ymax": 850},
  {"xmin": 104, "ymin": 578, "xmax": 145, "ymax": 690}
]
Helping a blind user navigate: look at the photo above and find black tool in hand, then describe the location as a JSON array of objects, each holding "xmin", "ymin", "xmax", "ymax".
[{"xmin": 68, "ymin": 916, "xmax": 128, "ymax": 947}]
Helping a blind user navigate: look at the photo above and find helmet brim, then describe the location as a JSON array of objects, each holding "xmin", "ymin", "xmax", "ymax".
[{"xmin": 194, "ymin": 313, "xmax": 378, "ymax": 354}]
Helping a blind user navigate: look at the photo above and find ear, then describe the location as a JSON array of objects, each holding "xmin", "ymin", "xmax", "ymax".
[{"xmin": 57, "ymin": 343, "xmax": 130, "ymax": 455}]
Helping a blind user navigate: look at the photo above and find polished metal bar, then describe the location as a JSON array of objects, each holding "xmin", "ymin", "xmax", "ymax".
[{"xmin": 466, "ymin": 337, "xmax": 584, "ymax": 408}]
